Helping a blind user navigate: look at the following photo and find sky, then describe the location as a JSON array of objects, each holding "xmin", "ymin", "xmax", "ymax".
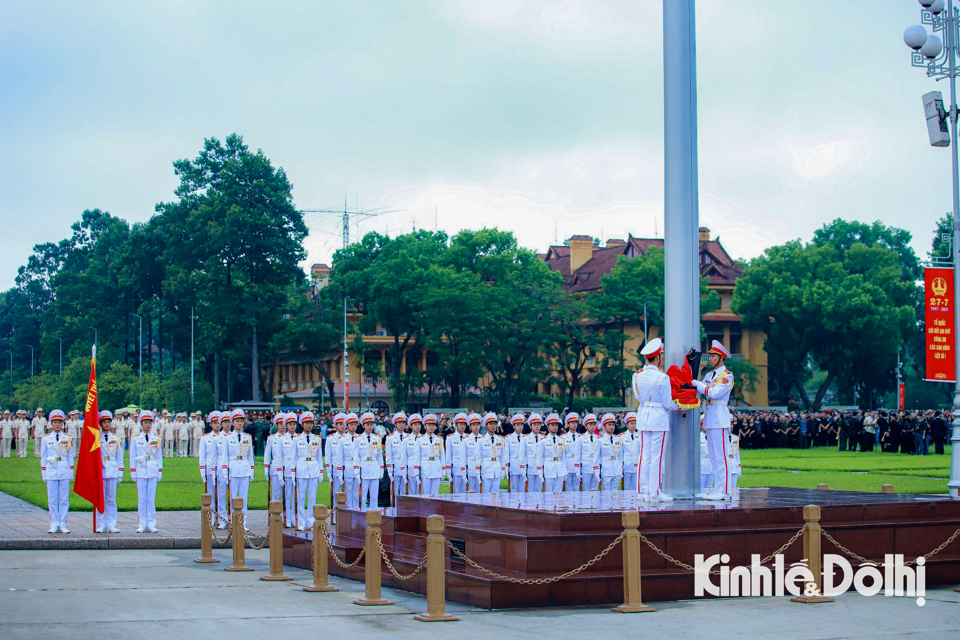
[{"xmin": 0, "ymin": 0, "xmax": 954, "ymax": 289}]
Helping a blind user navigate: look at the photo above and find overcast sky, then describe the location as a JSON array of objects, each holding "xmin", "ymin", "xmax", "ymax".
[{"xmin": 0, "ymin": 1, "xmax": 952, "ymax": 288}]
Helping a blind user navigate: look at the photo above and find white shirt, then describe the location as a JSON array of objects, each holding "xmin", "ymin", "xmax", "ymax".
[
  {"xmin": 693, "ymin": 365, "xmax": 734, "ymax": 430},
  {"xmin": 130, "ymin": 433, "xmax": 163, "ymax": 480},
  {"xmin": 101, "ymin": 432, "xmax": 125, "ymax": 480},
  {"xmin": 41, "ymin": 432, "xmax": 74, "ymax": 481},
  {"xmin": 633, "ymin": 364, "xmax": 679, "ymax": 432}
]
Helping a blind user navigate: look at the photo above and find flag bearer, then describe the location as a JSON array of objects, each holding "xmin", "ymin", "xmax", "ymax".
[
  {"xmin": 598, "ymin": 413, "xmax": 623, "ymax": 491},
  {"xmin": 622, "ymin": 412, "xmax": 640, "ymax": 493},
  {"xmin": 692, "ymin": 340, "xmax": 735, "ymax": 501},
  {"xmin": 227, "ymin": 409, "xmax": 255, "ymax": 524},
  {"xmin": 634, "ymin": 338, "xmax": 679, "ymax": 502},
  {"xmin": 357, "ymin": 412, "xmax": 383, "ymax": 509},
  {"xmin": 562, "ymin": 413, "xmax": 582, "ymax": 492},
  {"xmin": 403, "ymin": 413, "xmax": 423, "ymax": 495},
  {"xmin": 523, "ymin": 413, "xmax": 544, "ymax": 492},
  {"xmin": 41, "ymin": 410, "xmax": 74, "ymax": 533},
  {"xmin": 419, "ymin": 414, "xmax": 444, "ymax": 495},
  {"xmin": 541, "ymin": 413, "xmax": 566, "ymax": 492},
  {"xmin": 296, "ymin": 411, "xmax": 323, "ymax": 530},
  {"xmin": 130, "ymin": 410, "xmax": 162, "ymax": 532},
  {"xmin": 503, "ymin": 413, "xmax": 526, "ymax": 492},
  {"xmin": 97, "ymin": 411, "xmax": 123, "ymax": 533}
]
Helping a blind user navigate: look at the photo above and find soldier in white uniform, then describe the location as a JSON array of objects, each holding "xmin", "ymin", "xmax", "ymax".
[
  {"xmin": 445, "ymin": 413, "xmax": 469, "ymax": 493},
  {"xmin": 419, "ymin": 415, "xmax": 444, "ymax": 495},
  {"xmin": 541, "ymin": 413, "xmax": 566, "ymax": 492},
  {"xmin": 32, "ymin": 408, "xmax": 47, "ymax": 457},
  {"xmin": 692, "ymin": 340, "xmax": 735, "ymax": 501},
  {"xmin": 598, "ymin": 413, "xmax": 624, "ymax": 491},
  {"xmin": 66, "ymin": 410, "xmax": 80, "ymax": 442},
  {"xmin": 728, "ymin": 431, "xmax": 741, "ymax": 491},
  {"xmin": 342, "ymin": 413, "xmax": 361, "ymax": 509},
  {"xmin": 263, "ymin": 414, "xmax": 285, "ymax": 504},
  {"xmin": 479, "ymin": 413, "xmax": 504, "ymax": 493},
  {"xmin": 357, "ymin": 412, "xmax": 384, "ymax": 509},
  {"xmin": 579, "ymin": 421, "xmax": 602, "ymax": 491},
  {"xmin": 296, "ymin": 411, "xmax": 323, "ymax": 530},
  {"xmin": 700, "ymin": 426, "xmax": 713, "ymax": 493},
  {"xmin": 385, "ymin": 412, "xmax": 407, "ymax": 500},
  {"xmin": 503, "ymin": 413, "xmax": 526, "ymax": 492},
  {"xmin": 325, "ymin": 413, "xmax": 346, "ymax": 501},
  {"xmin": 622, "ymin": 412, "xmax": 640, "ymax": 493},
  {"xmin": 114, "ymin": 409, "xmax": 127, "ymax": 451},
  {"xmin": 191, "ymin": 412, "xmax": 203, "ymax": 457},
  {"xmin": 523, "ymin": 413, "xmax": 544, "ymax": 492},
  {"xmin": 200, "ymin": 411, "xmax": 228, "ymax": 527},
  {"xmin": 403, "ymin": 413, "xmax": 423, "ymax": 495},
  {"xmin": 464, "ymin": 413, "xmax": 483, "ymax": 492},
  {"xmin": 281, "ymin": 413, "xmax": 300, "ymax": 527},
  {"xmin": 97, "ymin": 411, "xmax": 123, "ymax": 533},
  {"xmin": 176, "ymin": 413, "xmax": 189, "ymax": 457},
  {"xmin": 161, "ymin": 410, "xmax": 175, "ymax": 458},
  {"xmin": 130, "ymin": 410, "xmax": 162, "ymax": 532},
  {"xmin": 226, "ymin": 408, "xmax": 255, "ymax": 522},
  {"xmin": 16, "ymin": 410, "xmax": 29, "ymax": 457},
  {"xmin": 1, "ymin": 410, "xmax": 12, "ymax": 457},
  {"xmin": 40, "ymin": 410, "xmax": 74, "ymax": 533},
  {"xmin": 633, "ymin": 338, "xmax": 679, "ymax": 501},
  {"xmin": 562, "ymin": 413, "xmax": 582, "ymax": 492},
  {"xmin": 129, "ymin": 409, "xmax": 141, "ymax": 441}
]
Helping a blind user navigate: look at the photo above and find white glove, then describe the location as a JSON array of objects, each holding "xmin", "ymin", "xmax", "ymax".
[{"xmin": 46, "ymin": 456, "xmax": 57, "ymax": 465}]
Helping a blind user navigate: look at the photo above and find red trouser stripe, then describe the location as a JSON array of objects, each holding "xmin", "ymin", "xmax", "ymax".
[
  {"xmin": 637, "ymin": 432, "xmax": 644, "ymax": 493},
  {"xmin": 656, "ymin": 433, "xmax": 667, "ymax": 494},
  {"xmin": 721, "ymin": 429, "xmax": 729, "ymax": 494}
]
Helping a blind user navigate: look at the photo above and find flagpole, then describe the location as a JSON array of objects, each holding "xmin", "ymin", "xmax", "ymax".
[{"xmin": 92, "ymin": 344, "xmax": 97, "ymax": 534}]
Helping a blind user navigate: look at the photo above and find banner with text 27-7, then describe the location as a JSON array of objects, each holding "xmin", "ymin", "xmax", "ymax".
[{"xmin": 925, "ymin": 267, "xmax": 956, "ymax": 383}]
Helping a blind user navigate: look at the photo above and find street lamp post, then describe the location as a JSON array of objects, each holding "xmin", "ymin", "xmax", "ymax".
[
  {"xmin": 27, "ymin": 345, "xmax": 35, "ymax": 378},
  {"xmin": 130, "ymin": 313, "xmax": 143, "ymax": 406},
  {"xmin": 903, "ymin": 0, "xmax": 960, "ymax": 499}
]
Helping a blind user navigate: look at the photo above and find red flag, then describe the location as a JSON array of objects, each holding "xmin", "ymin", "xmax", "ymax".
[{"xmin": 74, "ymin": 349, "xmax": 104, "ymax": 513}]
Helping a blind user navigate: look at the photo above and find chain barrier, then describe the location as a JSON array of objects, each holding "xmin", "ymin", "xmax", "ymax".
[
  {"xmin": 318, "ymin": 521, "xmax": 366, "ymax": 569},
  {"xmin": 447, "ymin": 531, "xmax": 625, "ymax": 585},
  {"xmin": 241, "ymin": 512, "xmax": 270, "ymax": 551},
  {"xmin": 821, "ymin": 527, "xmax": 960, "ymax": 568},
  {"xmin": 207, "ymin": 511, "xmax": 232, "ymax": 546},
  {"xmin": 374, "ymin": 530, "xmax": 428, "ymax": 581},
  {"xmin": 638, "ymin": 526, "xmax": 805, "ymax": 577}
]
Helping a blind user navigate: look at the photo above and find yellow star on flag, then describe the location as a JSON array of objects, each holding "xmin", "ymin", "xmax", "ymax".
[{"xmin": 87, "ymin": 425, "xmax": 101, "ymax": 452}]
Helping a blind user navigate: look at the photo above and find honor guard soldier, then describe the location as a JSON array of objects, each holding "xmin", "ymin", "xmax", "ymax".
[
  {"xmin": 634, "ymin": 338, "xmax": 679, "ymax": 501},
  {"xmin": 598, "ymin": 413, "xmax": 624, "ymax": 491},
  {"xmin": 66, "ymin": 410, "xmax": 80, "ymax": 442},
  {"xmin": 263, "ymin": 414, "xmax": 286, "ymax": 503},
  {"xmin": 130, "ymin": 411, "xmax": 162, "ymax": 532},
  {"xmin": 200, "ymin": 412, "xmax": 228, "ymax": 527},
  {"xmin": 700, "ymin": 425, "xmax": 713, "ymax": 493},
  {"xmin": 176, "ymin": 413, "xmax": 189, "ymax": 457},
  {"xmin": 281, "ymin": 414, "xmax": 299, "ymax": 527},
  {"xmin": 445, "ymin": 413, "xmax": 469, "ymax": 493},
  {"xmin": 97, "ymin": 411, "xmax": 123, "ymax": 533},
  {"xmin": 16, "ymin": 410, "xmax": 29, "ymax": 457},
  {"xmin": 357, "ymin": 412, "xmax": 384, "ymax": 509},
  {"xmin": 325, "ymin": 413, "xmax": 346, "ymax": 500},
  {"xmin": 342, "ymin": 413, "xmax": 361, "ymax": 509},
  {"xmin": 41, "ymin": 410, "xmax": 74, "ymax": 533},
  {"xmin": 579, "ymin": 416, "xmax": 602, "ymax": 491},
  {"xmin": 622, "ymin": 412, "xmax": 640, "ymax": 493},
  {"xmin": 562, "ymin": 413, "xmax": 582, "ymax": 492},
  {"xmin": 226, "ymin": 409, "xmax": 255, "ymax": 523},
  {"xmin": 160, "ymin": 410, "xmax": 174, "ymax": 457},
  {"xmin": 523, "ymin": 413, "xmax": 545, "ymax": 492},
  {"xmin": 403, "ymin": 413, "xmax": 423, "ymax": 495},
  {"xmin": 385, "ymin": 412, "xmax": 407, "ymax": 500},
  {"xmin": 464, "ymin": 413, "xmax": 483, "ymax": 492},
  {"xmin": 32, "ymin": 408, "xmax": 47, "ymax": 457},
  {"xmin": 728, "ymin": 431, "xmax": 741, "ymax": 492},
  {"xmin": 129, "ymin": 409, "xmax": 141, "ymax": 440},
  {"xmin": 692, "ymin": 340, "xmax": 735, "ymax": 501},
  {"xmin": 419, "ymin": 414, "xmax": 444, "ymax": 495},
  {"xmin": 189, "ymin": 412, "xmax": 201, "ymax": 457},
  {"xmin": 503, "ymin": 413, "xmax": 526, "ymax": 492},
  {"xmin": 114, "ymin": 409, "xmax": 127, "ymax": 451},
  {"xmin": 1, "ymin": 410, "xmax": 12, "ymax": 457},
  {"xmin": 296, "ymin": 412, "xmax": 323, "ymax": 530},
  {"xmin": 541, "ymin": 413, "xmax": 566, "ymax": 492},
  {"xmin": 479, "ymin": 413, "xmax": 504, "ymax": 493}
]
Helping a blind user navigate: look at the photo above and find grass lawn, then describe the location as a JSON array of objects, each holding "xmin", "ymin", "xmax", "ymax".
[{"xmin": 0, "ymin": 444, "xmax": 953, "ymax": 511}]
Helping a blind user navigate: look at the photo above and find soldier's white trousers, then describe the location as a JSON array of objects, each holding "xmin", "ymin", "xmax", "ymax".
[
  {"xmin": 205, "ymin": 473, "xmax": 229, "ymax": 526},
  {"xmin": 1, "ymin": 437, "xmax": 10, "ymax": 457},
  {"xmin": 582, "ymin": 473, "xmax": 600, "ymax": 491},
  {"xmin": 701, "ymin": 473, "xmax": 713, "ymax": 493},
  {"xmin": 163, "ymin": 440, "xmax": 173, "ymax": 457},
  {"xmin": 544, "ymin": 476, "xmax": 564, "ymax": 492},
  {"xmin": 405, "ymin": 474, "xmax": 420, "ymax": 496},
  {"xmin": 639, "ymin": 431, "xmax": 668, "ymax": 497},
  {"xmin": 451, "ymin": 475, "xmax": 467, "ymax": 494},
  {"xmin": 298, "ymin": 476, "xmax": 319, "ymax": 528},
  {"xmin": 331, "ymin": 475, "xmax": 344, "ymax": 500},
  {"xmin": 421, "ymin": 477, "xmax": 440, "ymax": 495},
  {"xmin": 509, "ymin": 474, "xmax": 525, "ymax": 492},
  {"xmin": 344, "ymin": 477, "xmax": 360, "ymax": 509},
  {"xmin": 481, "ymin": 476, "xmax": 501, "ymax": 493},
  {"xmin": 361, "ymin": 479, "xmax": 378, "ymax": 509},
  {"xmin": 391, "ymin": 473, "xmax": 405, "ymax": 498},
  {"xmin": 99, "ymin": 478, "xmax": 118, "ymax": 530},
  {"xmin": 46, "ymin": 479, "xmax": 70, "ymax": 529},
  {"xmin": 623, "ymin": 471, "xmax": 638, "ymax": 493},
  {"xmin": 268, "ymin": 473, "xmax": 283, "ymax": 502},
  {"xmin": 34, "ymin": 435, "xmax": 41, "ymax": 457},
  {"xmin": 601, "ymin": 476, "xmax": 622, "ymax": 491},
  {"xmin": 178, "ymin": 439, "xmax": 188, "ymax": 457},
  {"xmin": 705, "ymin": 428, "xmax": 731, "ymax": 496},
  {"xmin": 284, "ymin": 477, "xmax": 297, "ymax": 527},
  {"xmin": 18, "ymin": 437, "xmax": 28, "ymax": 457},
  {"xmin": 466, "ymin": 475, "xmax": 481, "ymax": 493},
  {"xmin": 136, "ymin": 477, "xmax": 158, "ymax": 530},
  {"xmin": 230, "ymin": 476, "xmax": 250, "ymax": 519},
  {"xmin": 193, "ymin": 437, "xmax": 201, "ymax": 457},
  {"xmin": 525, "ymin": 474, "xmax": 543, "ymax": 492},
  {"xmin": 565, "ymin": 473, "xmax": 580, "ymax": 492}
]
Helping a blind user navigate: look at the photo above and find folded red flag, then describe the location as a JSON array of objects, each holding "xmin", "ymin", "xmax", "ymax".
[{"xmin": 666, "ymin": 361, "xmax": 701, "ymax": 410}]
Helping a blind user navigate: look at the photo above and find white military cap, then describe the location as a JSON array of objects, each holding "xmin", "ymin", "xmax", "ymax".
[
  {"xmin": 640, "ymin": 338, "xmax": 663, "ymax": 359},
  {"xmin": 709, "ymin": 339, "xmax": 730, "ymax": 359}
]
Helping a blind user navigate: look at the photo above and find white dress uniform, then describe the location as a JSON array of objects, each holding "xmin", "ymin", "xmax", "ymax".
[
  {"xmin": 699, "ymin": 430, "xmax": 713, "ymax": 492},
  {"xmin": 177, "ymin": 418, "xmax": 189, "ymax": 457},
  {"xmin": 541, "ymin": 431, "xmax": 567, "ymax": 492},
  {"xmin": 16, "ymin": 415, "xmax": 30, "ymax": 457},
  {"xmin": 296, "ymin": 431, "xmax": 323, "ymax": 529},
  {"xmin": 263, "ymin": 424, "xmax": 285, "ymax": 504},
  {"xmin": 325, "ymin": 420, "xmax": 346, "ymax": 500},
  {"xmin": 692, "ymin": 342, "xmax": 735, "ymax": 499},
  {"xmin": 342, "ymin": 418, "xmax": 362, "ymax": 509},
  {"xmin": 161, "ymin": 417, "xmax": 175, "ymax": 457},
  {"xmin": 357, "ymin": 431, "xmax": 384, "ymax": 509},
  {"xmin": 1, "ymin": 414, "xmax": 12, "ymax": 457},
  {"xmin": 130, "ymin": 425, "xmax": 162, "ymax": 532},
  {"xmin": 728, "ymin": 433, "xmax": 741, "ymax": 490},
  {"xmin": 385, "ymin": 428, "xmax": 406, "ymax": 498},
  {"xmin": 562, "ymin": 428, "xmax": 582, "ymax": 492},
  {"xmin": 523, "ymin": 432, "xmax": 544, "ymax": 492},
  {"xmin": 280, "ymin": 428, "xmax": 299, "ymax": 527},
  {"xmin": 445, "ymin": 429, "xmax": 468, "ymax": 493},
  {"xmin": 503, "ymin": 416, "xmax": 527, "ymax": 493},
  {"xmin": 633, "ymin": 360, "xmax": 679, "ymax": 499},
  {"xmin": 33, "ymin": 415, "xmax": 48, "ymax": 457},
  {"xmin": 599, "ymin": 430, "xmax": 624, "ymax": 491},
  {"xmin": 419, "ymin": 428, "xmax": 444, "ymax": 495},
  {"xmin": 41, "ymin": 427, "xmax": 74, "ymax": 532},
  {"xmin": 199, "ymin": 426, "xmax": 228, "ymax": 525},
  {"xmin": 579, "ymin": 432, "xmax": 601, "ymax": 491},
  {"xmin": 226, "ymin": 429, "xmax": 255, "ymax": 520},
  {"xmin": 191, "ymin": 418, "xmax": 203, "ymax": 457},
  {"xmin": 100, "ymin": 429, "xmax": 124, "ymax": 532},
  {"xmin": 622, "ymin": 426, "xmax": 641, "ymax": 493},
  {"xmin": 463, "ymin": 432, "xmax": 482, "ymax": 492},
  {"xmin": 402, "ymin": 431, "xmax": 422, "ymax": 495},
  {"xmin": 478, "ymin": 431, "xmax": 505, "ymax": 493},
  {"xmin": 66, "ymin": 417, "xmax": 79, "ymax": 442},
  {"xmin": 115, "ymin": 417, "xmax": 127, "ymax": 450}
]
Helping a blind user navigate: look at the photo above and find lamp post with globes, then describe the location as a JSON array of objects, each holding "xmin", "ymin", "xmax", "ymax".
[{"xmin": 903, "ymin": 0, "xmax": 960, "ymax": 499}]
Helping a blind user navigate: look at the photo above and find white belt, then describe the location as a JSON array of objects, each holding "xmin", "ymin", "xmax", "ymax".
[
  {"xmin": 640, "ymin": 402, "xmax": 662, "ymax": 408},
  {"xmin": 705, "ymin": 400, "xmax": 728, "ymax": 406}
]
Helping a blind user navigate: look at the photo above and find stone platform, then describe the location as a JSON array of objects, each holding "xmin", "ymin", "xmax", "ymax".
[{"xmin": 283, "ymin": 488, "xmax": 960, "ymax": 609}]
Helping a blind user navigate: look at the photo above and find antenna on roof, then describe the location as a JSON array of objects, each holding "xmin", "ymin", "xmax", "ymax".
[
  {"xmin": 654, "ymin": 215, "xmax": 659, "ymax": 239},
  {"xmin": 554, "ymin": 221, "xmax": 558, "ymax": 244}
]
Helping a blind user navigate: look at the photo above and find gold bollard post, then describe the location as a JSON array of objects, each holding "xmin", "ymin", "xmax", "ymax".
[
  {"xmin": 304, "ymin": 504, "xmax": 338, "ymax": 592},
  {"xmin": 194, "ymin": 494, "xmax": 220, "ymax": 564},
  {"xmin": 612, "ymin": 510, "xmax": 654, "ymax": 613},
  {"xmin": 881, "ymin": 484, "xmax": 894, "ymax": 494},
  {"xmin": 225, "ymin": 497, "xmax": 253, "ymax": 572},
  {"xmin": 415, "ymin": 515, "xmax": 459, "ymax": 622},
  {"xmin": 260, "ymin": 500, "xmax": 291, "ymax": 581},
  {"xmin": 816, "ymin": 483, "xmax": 828, "ymax": 490},
  {"xmin": 335, "ymin": 492, "xmax": 346, "ymax": 526},
  {"xmin": 353, "ymin": 510, "xmax": 395, "ymax": 606},
  {"xmin": 791, "ymin": 504, "xmax": 834, "ymax": 603}
]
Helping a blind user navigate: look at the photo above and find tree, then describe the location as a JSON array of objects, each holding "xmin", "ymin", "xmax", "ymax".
[
  {"xmin": 813, "ymin": 218, "xmax": 922, "ymax": 282},
  {"xmin": 550, "ymin": 295, "xmax": 602, "ymax": 411}
]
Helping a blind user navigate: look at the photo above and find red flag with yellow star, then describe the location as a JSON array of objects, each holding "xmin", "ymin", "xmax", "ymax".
[{"xmin": 73, "ymin": 347, "xmax": 103, "ymax": 513}]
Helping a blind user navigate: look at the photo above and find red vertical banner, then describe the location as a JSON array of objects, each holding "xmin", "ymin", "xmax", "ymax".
[
  {"xmin": 898, "ymin": 383, "xmax": 905, "ymax": 411},
  {"xmin": 925, "ymin": 267, "xmax": 956, "ymax": 383}
]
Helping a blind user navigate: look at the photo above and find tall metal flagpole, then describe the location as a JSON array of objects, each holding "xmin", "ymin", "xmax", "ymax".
[
  {"xmin": 662, "ymin": 0, "xmax": 700, "ymax": 498},
  {"xmin": 947, "ymin": 0, "xmax": 960, "ymax": 500},
  {"xmin": 191, "ymin": 307, "xmax": 196, "ymax": 405}
]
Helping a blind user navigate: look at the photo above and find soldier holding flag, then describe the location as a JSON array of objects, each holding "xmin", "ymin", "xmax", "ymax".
[{"xmin": 73, "ymin": 348, "xmax": 105, "ymax": 533}]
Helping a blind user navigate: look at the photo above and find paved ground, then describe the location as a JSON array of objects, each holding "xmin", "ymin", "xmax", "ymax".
[
  {"xmin": 1, "ymin": 548, "xmax": 958, "ymax": 640},
  {"xmin": 0, "ymin": 490, "xmax": 271, "ymax": 550}
]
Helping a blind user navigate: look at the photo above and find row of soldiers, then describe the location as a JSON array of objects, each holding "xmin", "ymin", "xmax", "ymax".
[{"xmin": 0, "ymin": 408, "xmax": 206, "ymax": 458}]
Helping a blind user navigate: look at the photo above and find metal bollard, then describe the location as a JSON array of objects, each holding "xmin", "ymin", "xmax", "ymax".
[
  {"xmin": 194, "ymin": 494, "xmax": 219, "ymax": 564},
  {"xmin": 353, "ymin": 510, "xmax": 395, "ymax": 606},
  {"xmin": 304, "ymin": 504, "xmax": 338, "ymax": 592},
  {"xmin": 612, "ymin": 511, "xmax": 654, "ymax": 613},
  {"xmin": 882, "ymin": 484, "xmax": 894, "ymax": 494},
  {"xmin": 260, "ymin": 500, "xmax": 291, "ymax": 581},
  {"xmin": 225, "ymin": 497, "xmax": 253, "ymax": 572},
  {"xmin": 414, "ymin": 515, "xmax": 459, "ymax": 622},
  {"xmin": 791, "ymin": 505, "xmax": 834, "ymax": 603},
  {"xmin": 816, "ymin": 483, "xmax": 828, "ymax": 490}
]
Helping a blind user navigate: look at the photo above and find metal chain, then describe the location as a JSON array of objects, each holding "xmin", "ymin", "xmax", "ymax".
[
  {"xmin": 318, "ymin": 521, "xmax": 366, "ymax": 569},
  {"xmin": 374, "ymin": 530, "xmax": 427, "ymax": 581},
  {"xmin": 639, "ymin": 527, "xmax": 805, "ymax": 577},
  {"xmin": 207, "ymin": 511, "xmax": 232, "ymax": 546},
  {"xmin": 822, "ymin": 527, "xmax": 960, "ymax": 567},
  {"xmin": 447, "ymin": 532, "xmax": 624, "ymax": 585}
]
